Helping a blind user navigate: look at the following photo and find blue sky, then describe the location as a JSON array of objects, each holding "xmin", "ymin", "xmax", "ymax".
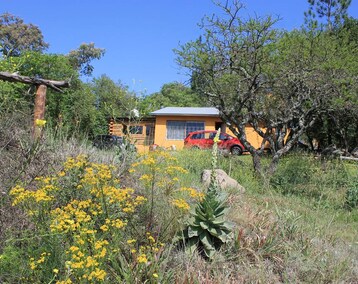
[{"xmin": 2, "ymin": 0, "xmax": 357, "ymax": 95}]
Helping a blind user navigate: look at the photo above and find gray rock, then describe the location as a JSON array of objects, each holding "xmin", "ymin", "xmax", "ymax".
[{"xmin": 201, "ymin": 169, "xmax": 245, "ymax": 193}]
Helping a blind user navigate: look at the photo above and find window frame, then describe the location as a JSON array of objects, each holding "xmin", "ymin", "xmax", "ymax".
[{"xmin": 166, "ymin": 120, "xmax": 205, "ymax": 140}]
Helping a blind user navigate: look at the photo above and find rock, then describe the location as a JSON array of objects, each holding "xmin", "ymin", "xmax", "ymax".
[
  {"xmin": 201, "ymin": 169, "xmax": 245, "ymax": 193},
  {"xmin": 351, "ymin": 147, "xmax": 358, "ymax": 158}
]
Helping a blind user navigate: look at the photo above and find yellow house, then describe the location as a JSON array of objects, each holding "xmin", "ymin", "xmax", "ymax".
[
  {"xmin": 150, "ymin": 107, "xmax": 265, "ymax": 151},
  {"xmin": 109, "ymin": 107, "xmax": 266, "ymax": 153}
]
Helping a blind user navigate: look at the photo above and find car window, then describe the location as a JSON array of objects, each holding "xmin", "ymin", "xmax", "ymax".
[
  {"xmin": 191, "ymin": 133, "xmax": 204, "ymax": 139},
  {"xmin": 207, "ymin": 132, "xmax": 216, "ymax": 139}
]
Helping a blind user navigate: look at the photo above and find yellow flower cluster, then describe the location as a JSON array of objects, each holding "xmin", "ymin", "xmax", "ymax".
[
  {"xmin": 35, "ymin": 119, "xmax": 47, "ymax": 127},
  {"xmin": 127, "ymin": 232, "xmax": 165, "ymax": 265},
  {"xmin": 180, "ymin": 187, "xmax": 204, "ymax": 200},
  {"xmin": 10, "ymin": 183, "xmax": 55, "ymax": 206},
  {"xmin": 29, "ymin": 252, "xmax": 51, "ymax": 270},
  {"xmin": 63, "ymin": 155, "xmax": 87, "ymax": 171},
  {"xmin": 171, "ymin": 198, "xmax": 190, "ymax": 211},
  {"xmin": 65, "ymin": 238, "xmax": 108, "ymax": 281},
  {"xmin": 10, "ymin": 155, "xmax": 147, "ymax": 283}
]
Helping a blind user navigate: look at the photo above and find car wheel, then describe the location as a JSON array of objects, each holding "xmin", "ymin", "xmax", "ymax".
[
  {"xmin": 191, "ymin": 145, "xmax": 200, "ymax": 150},
  {"xmin": 231, "ymin": 145, "xmax": 242, "ymax": 155}
]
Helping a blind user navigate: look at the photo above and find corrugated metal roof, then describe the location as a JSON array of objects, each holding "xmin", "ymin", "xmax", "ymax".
[{"xmin": 150, "ymin": 107, "xmax": 220, "ymax": 116}]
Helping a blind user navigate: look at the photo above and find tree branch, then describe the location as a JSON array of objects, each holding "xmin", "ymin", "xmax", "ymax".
[{"xmin": 0, "ymin": 71, "xmax": 70, "ymax": 92}]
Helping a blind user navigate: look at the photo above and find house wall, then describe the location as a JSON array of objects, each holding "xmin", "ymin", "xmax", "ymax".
[
  {"xmin": 110, "ymin": 116, "xmax": 267, "ymax": 153},
  {"xmin": 154, "ymin": 115, "xmax": 220, "ymax": 150},
  {"xmin": 109, "ymin": 119, "xmax": 155, "ymax": 153},
  {"xmin": 154, "ymin": 116, "xmax": 266, "ymax": 150}
]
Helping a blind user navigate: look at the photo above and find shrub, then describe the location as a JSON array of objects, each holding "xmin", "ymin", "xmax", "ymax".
[
  {"xmin": 8, "ymin": 155, "xmax": 146, "ymax": 283},
  {"xmin": 345, "ymin": 182, "xmax": 358, "ymax": 210}
]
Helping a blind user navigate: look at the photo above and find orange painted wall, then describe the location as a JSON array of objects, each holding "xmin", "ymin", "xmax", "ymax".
[
  {"xmin": 154, "ymin": 115, "xmax": 220, "ymax": 150},
  {"xmin": 153, "ymin": 116, "xmax": 266, "ymax": 150}
]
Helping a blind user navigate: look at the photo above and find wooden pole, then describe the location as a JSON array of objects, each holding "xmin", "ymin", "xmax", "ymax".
[{"xmin": 33, "ymin": 84, "xmax": 47, "ymax": 139}]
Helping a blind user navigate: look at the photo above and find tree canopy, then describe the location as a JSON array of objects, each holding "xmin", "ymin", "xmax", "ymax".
[
  {"xmin": 0, "ymin": 13, "xmax": 49, "ymax": 57},
  {"xmin": 139, "ymin": 82, "xmax": 206, "ymax": 114},
  {"xmin": 176, "ymin": 0, "xmax": 357, "ymax": 174}
]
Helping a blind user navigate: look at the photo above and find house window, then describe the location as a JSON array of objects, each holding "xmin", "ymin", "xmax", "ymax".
[
  {"xmin": 166, "ymin": 121, "xmax": 205, "ymax": 140},
  {"xmin": 129, "ymin": 125, "xmax": 143, "ymax": 135}
]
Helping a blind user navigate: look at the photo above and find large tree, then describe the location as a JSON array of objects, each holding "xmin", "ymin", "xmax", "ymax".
[
  {"xmin": 0, "ymin": 13, "xmax": 49, "ymax": 57},
  {"xmin": 90, "ymin": 75, "xmax": 138, "ymax": 134},
  {"xmin": 305, "ymin": 0, "xmax": 352, "ymax": 31},
  {"xmin": 67, "ymin": 43, "xmax": 105, "ymax": 76},
  {"xmin": 175, "ymin": 0, "xmax": 355, "ymax": 175}
]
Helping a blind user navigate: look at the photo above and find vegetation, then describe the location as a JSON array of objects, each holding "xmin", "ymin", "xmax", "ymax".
[
  {"xmin": 0, "ymin": 127, "xmax": 357, "ymax": 283},
  {"xmin": 139, "ymin": 82, "xmax": 207, "ymax": 114}
]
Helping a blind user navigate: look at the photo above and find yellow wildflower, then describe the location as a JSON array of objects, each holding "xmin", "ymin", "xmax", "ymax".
[
  {"xmin": 172, "ymin": 198, "xmax": 190, "ymax": 211},
  {"xmin": 137, "ymin": 253, "xmax": 148, "ymax": 263},
  {"xmin": 35, "ymin": 119, "xmax": 46, "ymax": 127}
]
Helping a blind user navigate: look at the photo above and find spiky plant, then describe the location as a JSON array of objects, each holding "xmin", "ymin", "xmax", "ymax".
[{"xmin": 182, "ymin": 129, "xmax": 233, "ymax": 259}]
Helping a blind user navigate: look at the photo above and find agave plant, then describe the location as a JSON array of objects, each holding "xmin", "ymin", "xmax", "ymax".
[{"xmin": 181, "ymin": 129, "xmax": 233, "ymax": 259}]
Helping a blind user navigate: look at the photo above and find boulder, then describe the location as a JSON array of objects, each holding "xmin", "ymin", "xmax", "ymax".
[
  {"xmin": 201, "ymin": 169, "xmax": 245, "ymax": 193},
  {"xmin": 351, "ymin": 147, "xmax": 358, "ymax": 158}
]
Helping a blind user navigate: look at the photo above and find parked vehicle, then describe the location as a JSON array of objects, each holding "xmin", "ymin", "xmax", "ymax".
[
  {"xmin": 93, "ymin": 135, "xmax": 124, "ymax": 149},
  {"xmin": 184, "ymin": 130, "xmax": 245, "ymax": 155}
]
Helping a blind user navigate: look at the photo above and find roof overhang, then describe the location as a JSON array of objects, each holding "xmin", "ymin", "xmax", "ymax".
[{"xmin": 150, "ymin": 107, "xmax": 220, "ymax": 117}]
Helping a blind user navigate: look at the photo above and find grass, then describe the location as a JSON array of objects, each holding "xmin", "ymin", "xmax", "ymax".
[{"xmin": 0, "ymin": 129, "xmax": 357, "ymax": 283}]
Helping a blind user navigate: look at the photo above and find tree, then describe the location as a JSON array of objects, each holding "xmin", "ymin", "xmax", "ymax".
[
  {"xmin": 176, "ymin": 0, "xmax": 355, "ymax": 175},
  {"xmin": 90, "ymin": 75, "xmax": 138, "ymax": 134},
  {"xmin": 176, "ymin": 0, "xmax": 280, "ymax": 175},
  {"xmin": 0, "ymin": 13, "xmax": 48, "ymax": 57},
  {"xmin": 303, "ymin": 0, "xmax": 358, "ymax": 152},
  {"xmin": 67, "ymin": 43, "xmax": 105, "ymax": 76},
  {"xmin": 305, "ymin": 0, "xmax": 352, "ymax": 31},
  {"xmin": 139, "ymin": 82, "xmax": 206, "ymax": 114}
]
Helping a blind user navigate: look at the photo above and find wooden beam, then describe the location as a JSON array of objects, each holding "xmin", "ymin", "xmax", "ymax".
[{"xmin": 0, "ymin": 71, "xmax": 70, "ymax": 92}]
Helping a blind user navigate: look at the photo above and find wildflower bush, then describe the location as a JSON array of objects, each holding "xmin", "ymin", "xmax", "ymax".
[
  {"xmin": 3, "ymin": 151, "xmax": 204, "ymax": 283},
  {"xmin": 129, "ymin": 150, "xmax": 204, "ymax": 241},
  {"xmin": 7, "ymin": 155, "xmax": 147, "ymax": 283}
]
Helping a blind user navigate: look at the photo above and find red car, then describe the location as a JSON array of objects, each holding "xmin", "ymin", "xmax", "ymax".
[{"xmin": 184, "ymin": 130, "xmax": 245, "ymax": 155}]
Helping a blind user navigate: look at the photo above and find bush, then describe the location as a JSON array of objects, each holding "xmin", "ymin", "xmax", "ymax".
[{"xmin": 345, "ymin": 182, "xmax": 358, "ymax": 210}]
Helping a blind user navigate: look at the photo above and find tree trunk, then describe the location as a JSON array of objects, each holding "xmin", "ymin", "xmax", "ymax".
[
  {"xmin": 252, "ymin": 152, "xmax": 263, "ymax": 177},
  {"xmin": 33, "ymin": 84, "xmax": 47, "ymax": 139}
]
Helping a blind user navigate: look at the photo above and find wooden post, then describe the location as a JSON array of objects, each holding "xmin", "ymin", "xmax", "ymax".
[{"xmin": 33, "ymin": 84, "xmax": 47, "ymax": 139}]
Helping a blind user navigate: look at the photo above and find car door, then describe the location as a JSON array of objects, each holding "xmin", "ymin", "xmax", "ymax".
[{"xmin": 203, "ymin": 131, "xmax": 215, "ymax": 149}]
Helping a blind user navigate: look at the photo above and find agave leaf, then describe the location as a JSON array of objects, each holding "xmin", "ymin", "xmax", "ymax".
[
  {"xmin": 199, "ymin": 221, "xmax": 209, "ymax": 230},
  {"xmin": 211, "ymin": 218, "xmax": 225, "ymax": 225},
  {"xmin": 188, "ymin": 226, "xmax": 203, "ymax": 238},
  {"xmin": 207, "ymin": 226, "xmax": 222, "ymax": 237},
  {"xmin": 199, "ymin": 231, "xmax": 215, "ymax": 251},
  {"xmin": 204, "ymin": 246, "xmax": 216, "ymax": 259},
  {"xmin": 186, "ymin": 237, "xmax": 199, "ymax": 254}
]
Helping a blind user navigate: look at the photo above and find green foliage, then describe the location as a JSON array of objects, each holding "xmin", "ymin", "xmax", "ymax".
[
  {"xmin": 345, "ymin": 181, "xmax": 358, "ymax": 209},
  {"xmin": 305, "ymin": 0, "xmax": 352, "ymax": 31},
  {"xmin": 182, "ymin": 189, "xmax": 233, "ymax": 259},
  {"xmin": 67, "ymin": 42, "xmax": 105, "ymax": 76},
  {"xmin": 140, "ymin": 82, "xmax": 206, "ymax": 114},
  {"xmin": 0, "ymin": 13, "xmax": 48, "ymax": 57},
  {"xmin": 270, "ymin": 155, "xmax": 314, "ymax": 192}
]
